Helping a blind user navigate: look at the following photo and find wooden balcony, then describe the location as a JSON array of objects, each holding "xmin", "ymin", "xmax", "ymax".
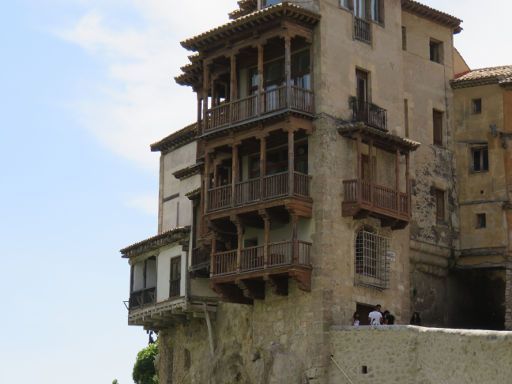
[
  {"xmin": 210, "ymin": 240, "xmax": 312, "ymax": 303},
  {"xmin": 129, "ymin": 287, "xmax": 156, "ymax": 310},
  {"xmin": 204, "ymin": 85, "xmax": 314, "ymax": 135},
  {"xmin": 351, "ymin": 98, "xmax": 387, "ymax": 131},
  {"xmin": 207, "ymin": 171, "xmax": 311, "ymax": 216},
  {"xmin": 190, "ymin": 247, "xmax": 210, "ymax": 273},
  {"xmin": 343, "ymin": 179, "xmax": 410, "ymax": 229}
]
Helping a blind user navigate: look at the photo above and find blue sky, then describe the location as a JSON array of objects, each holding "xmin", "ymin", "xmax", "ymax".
[{"xmin": 0, "ymin": 1, "xmax": 510, "ymax": 383}]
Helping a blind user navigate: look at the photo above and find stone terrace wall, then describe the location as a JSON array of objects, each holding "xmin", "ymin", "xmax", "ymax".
[{"xmin": 329, "ymin": 326, "xmax": 512, "ymax": 384}]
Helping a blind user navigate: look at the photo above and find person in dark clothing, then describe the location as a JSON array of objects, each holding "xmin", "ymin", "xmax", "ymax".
[{"xmin": 410, "ymin": 312, "xmax": 422, "ymax": 326}]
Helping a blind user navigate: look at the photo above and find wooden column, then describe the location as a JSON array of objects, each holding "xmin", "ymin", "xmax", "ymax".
[
  {"xmin": 212, "ymin": 157, "xmax": 218, "ymax": 188},
  {"xmin": 203, "ymin": 64, "xmax": 210, "ymax": 133},
  {"xmin": 230, "ymin": 54, "xmax": 237, "ymax": 101},
  {"xmin": 235, "ymin": 218, "xmax": 243, "ymax": 272},
  {"xmin": 262, "ymin": 211, "xmax": 270, "ymax": 269},
  {"xmin": 211, "ymin": 77, "xmax": 216, "ymax": 108},
  {"xmin": 204, "ymin": 152, "xmax": 211, "ymax": 214},
  {"xmin": 260, "ymin": 135, "xmax": 267, "ymax": 199},
  {"xmin": 291, "ymin": 213, "xmax": 299, "ymax": 264},
  {"xmin": 357, "ymin": 134, "xmax": 362, "ymax": 201},
  {"xmin": 210, "ymin": 235, "xmax": 216, "ymax": 278},
  {"xmin": 197, "ymin": 91, "xmax": 203, "ymax": 132},
  {"xmin": 406, "ymin": 152, "xmax": 411, "ymax": 216},
  {"xmin": 395, "ymin": 149, "xmax": 400, "ymax": 211},
  {"xmin": 231, "ymin": 144, "xmax": 239, "ymax": 207},
  {"xmin": 288, "ymin": 129, "xmax": 295, "ymax": 196},
  {"xmin": 284, "ymin": 35, "xmax": 292, "ymax": 107},
  {"xmin": 257, "ymin": 44, "xmax": 264, "ymax": 114}
]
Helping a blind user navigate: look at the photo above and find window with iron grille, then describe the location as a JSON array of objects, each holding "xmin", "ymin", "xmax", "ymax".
[{"xmin": 355, "ymin": 228, "xmax": 390, "ymax": 289}]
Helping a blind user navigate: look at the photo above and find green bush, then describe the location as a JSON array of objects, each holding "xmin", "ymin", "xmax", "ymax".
[{"xmin": 132, "ymin": 343, "xmax": 159, "ymax": 384}]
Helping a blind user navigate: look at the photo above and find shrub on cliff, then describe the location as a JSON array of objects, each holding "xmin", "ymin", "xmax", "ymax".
[{"xmin": 132, "ymin": 343, "xmax": 159, "ymax": 384}]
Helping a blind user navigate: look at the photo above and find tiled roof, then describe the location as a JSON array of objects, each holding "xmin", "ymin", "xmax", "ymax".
[
  {"xmin": 173, "ymin": 162, "xmax": 203, "ymax": 180},
  {"xmin": 451, "ymin": 66, "xmax": 512, "ymax": 89},
  {"xmin": 401, "ymin": 0, "xmax": 462, "ymax": 33},
  {"xmin": 338, "ymin": 123, "xmax": 421, "ymax": 152},
  {"xmin": 180, "ymin": 2, "xmax": 320, "ymax": 52},
  {"xmin": 120, "ymin": 227, "xmax": 191, "ymax": 259},
  {"xmin": 150, "ymin": 123, "xmax": 198, "ymax": 153}
]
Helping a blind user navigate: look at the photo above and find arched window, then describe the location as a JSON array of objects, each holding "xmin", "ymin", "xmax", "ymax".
[{"xmin": 355, "ymin": 227, "xmax": 390, "ymax": 289}]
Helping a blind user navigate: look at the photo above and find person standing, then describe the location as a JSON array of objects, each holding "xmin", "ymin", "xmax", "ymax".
[
  {"xmin": 368, "ymin": 304, "xmax": 383, "ymax": 325},
  {"xmin": 352, "ymin": 312, "xmax": 361, "ymax": 326}
]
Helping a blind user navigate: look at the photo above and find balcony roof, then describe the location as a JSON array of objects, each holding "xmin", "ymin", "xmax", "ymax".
[
  {"xmin": 339, "ymin": 123, "xmax": 420, "ymax": 153},
  {"xmin": 401, "ymin": 0, "xmax": 462, "ymax": 34},
  {"xmin": 180, "ymin": 2, "xmax": 320, "ymax": 52},
  {"xmin": 120, "ymin": 227, "xmax": 190, "ymax": 259},
  {"xmin": 150, "ymin": 122, "xmax": 198, "ymax": 153},
  {"xmin": 451, "ymin": 65, "xmax": 512, "ymax": 89}
]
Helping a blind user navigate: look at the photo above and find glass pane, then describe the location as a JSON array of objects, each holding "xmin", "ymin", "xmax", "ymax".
[{"xmin": 473, "ymin": 150, "xmax": 481, "ymax": 171}]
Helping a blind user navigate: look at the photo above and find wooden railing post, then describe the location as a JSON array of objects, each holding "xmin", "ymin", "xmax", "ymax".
[
  {"xmin": 284, "ymin": 35, "xmax": 292, "ymax": 108},
  {"xmin": 260, "ymin": 135, "xmax": 266, "ymax": 200},
  {"xmin": 210, "ymin": 235, "xmax": 216, "ymax": 277},
  {"xmin": 288, "ymin": 129, "xmax": 295, "ymax": 196},
  {"xmin": 234, "ymin": 217, "xmax": 243, "ymax": 273},
  {"xmin": 261, "ymin": 210, "xmax": 270, "ymax": 269},
  {"xmin": 291, "ymin": 213, "xmax": 299, "ymax": 264},
  {"xmin": 257, "ymin": 44, "xmax": 264, "ymax": 115},
  {"xmin": 202, "ymin": 64, "xmax": 210, "ymax": 133},
  {"xmin": 231, "ymin": 143, "xmax": 239, "ymax": 207}
]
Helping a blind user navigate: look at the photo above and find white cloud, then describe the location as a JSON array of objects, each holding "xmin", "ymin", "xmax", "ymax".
[{"xmin": 57, "ymin": 0, "xmax": 238, "ymax": 171}]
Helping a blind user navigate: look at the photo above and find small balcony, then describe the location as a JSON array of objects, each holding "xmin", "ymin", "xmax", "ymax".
[
  {"xmin": 128, "ymin": 287, "xmax": 156, "ymax": 310},
  {"xmin": 205, "ymin": 85, "xmax": 314, "ymax": 134},
  {"xmin": 354, "ymin": 16, "xmax": 372, "ymax": 44},
  {"xmin": 351, "ymin": 98, "xmax": 387, "ymax": 131},
  {"xmin": 190, "ymin": 247, "xmax": 211, "ymax": 276},
  {"xmin": 343, "ymin": 179, "xmax": 409, "ymax": 226}
]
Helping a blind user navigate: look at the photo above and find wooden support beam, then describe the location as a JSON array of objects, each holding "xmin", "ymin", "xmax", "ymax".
[
  {"xmin": 284, "ymin": 35, "xmax": 292, "ymax": 106},
  {"xmin": 210, "ymin": 235, "xmax": 216, "ymax": 278},
  {"xmin": 230, "ymin": 54, "xmax": 237, "ymax": 101},
  {"xmin": 288, "ymin": 129, "xmax": 295, "ymax": 196},
  {"xmin": 202, "ymin": 64, "xmax": 210, "ymax": 133},
  {"xmin": 261, "ymin": 210, "xmax": 270, "ymax": 268},
  {"xmin": 237, "ymin": 279, "xmax": 265, "ymax": 300},
  {"xmin": 231, "ymin": 144, "xmax": 239, "ymax": 207},
  {"xmin": 257, "ymin": 43, "xmax": 264, "ymax": 115},
  {"xmin": 265, "ymin": 275, "xmax": 288, "ymax": 296},
  {"xmin": 260, "ymin": 135, "xmax": 267, "ymax": 199},
  {"xmin": 291, "ymin": 213, "xmax": 299, "ymax": 264}
]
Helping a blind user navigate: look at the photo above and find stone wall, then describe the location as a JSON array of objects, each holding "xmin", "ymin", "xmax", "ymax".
[{"xmin": 329, "ymin": 326, "xmax": 512, "ymax": 384}]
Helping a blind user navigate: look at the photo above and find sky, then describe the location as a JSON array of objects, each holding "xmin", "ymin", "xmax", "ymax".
[{"xmin": 0, "ymin": 1, "xmax": 511, "ymax": 383}]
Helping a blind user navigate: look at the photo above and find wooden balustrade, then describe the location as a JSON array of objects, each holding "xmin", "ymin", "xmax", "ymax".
[
  {"xmin": 207, "ymin": 171, "xmax": 310, "ymax": 213},
  {"xmin": 213, "ymin": 250, "xmax": 237, "ymax": 276},
  {"xmin": 129, "ymin": 287, "xmax": 156, "ymax": 310},
  {"xmin": 343, "ymin": 179, "xmax": 410, "ymax": 219},
  {"xmin": 351, "ymin": 98, "xmax": 388, "ymax": 131},
  {"xmin": 169, "ymin": 279, "xmax": 180, "ymax": 298},
  {"xmin": 293, "ymin": 172, "xmax": 310, "ymax": 197},
  {"xmin": 240, "ymin": 245, "xmax": 264, "ymax": 271},
  {"xmin": 264, "ymin": 172, "xmax": 289, "ymax": 199},
  {"xmin": 208, "ymin": 185, "xmax": 232, "ymax": 211},
  {"xmin": 212, "ymin": 240, "xmax": 311, "ymax": 277},
  {"xmin": 204, "ymin": 86, "xmax": 314, "ymax": 133},
  {"xmin": 235, "ymin": 178, "xmax": 261, "ymax": 206},
  {"xmin": 291, "ymin": 86, "xmax": 314, "ymax": 113}
]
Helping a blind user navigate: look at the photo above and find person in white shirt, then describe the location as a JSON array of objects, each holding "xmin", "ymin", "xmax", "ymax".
[
  {"xmin": 352, "ymin": 312, "xmax": 360, "ymax": 326},
  {"xmin": 368, "ymin": 304, "xmax": 383, "ymax": 325}
]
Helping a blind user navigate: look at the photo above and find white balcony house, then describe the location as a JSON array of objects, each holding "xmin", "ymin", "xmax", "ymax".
[{"xmin": 121, "ymin": 124, "xmax": 217, "ymax": 330}]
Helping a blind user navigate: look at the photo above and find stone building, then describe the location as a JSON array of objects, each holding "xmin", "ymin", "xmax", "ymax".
[{"xmin": 119, "ymin": 1, "xmax": 512, "ymax": 383}]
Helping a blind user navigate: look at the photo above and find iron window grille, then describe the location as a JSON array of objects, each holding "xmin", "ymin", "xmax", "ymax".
[{"xmin": 355, "ymin": 229, "xmax": 391, "ymax": 290}]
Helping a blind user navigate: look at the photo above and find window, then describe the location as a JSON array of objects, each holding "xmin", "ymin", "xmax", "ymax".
[
  {"xmin": 430, "ymin": 39, "xmax": 443, "ymax": 63},
  {"xmin": 355, "ymin": 227, "xmax": 390, "ymax": 289},
  {"xmin": 340, "ymin": 0, "xmax": 353, "ymax": 10},
  {"xmin": 292, "ymin": 50, "xmax": 311, "ymax": 89},
  {"xmin": 476, "ymin": 213, "xmax": 487, "ymax": 229},
  {"xmin": 472, "ymin": 146, "xmax": 489, "ymax": 172},
  {"xmin": 370, "ymin": 0, "xmax": 384, "ymax": 23},
  {"xmin": 472, "ymin": 98, "xmax": 482, "ymax": 114},
  {"xmin": 434, "ymin": 189, "xmax": 445, "ymax": 223},
  {"xmin": 433, "ymin": 109, "xmax": 443, "ymax": 146},
  {"xmin": 170, "ymin": 257, "xmax": 181, "ymax": 298},
  {"xmin": 402, "ymin": 26, "xmax": 407, "ymax": 50}
]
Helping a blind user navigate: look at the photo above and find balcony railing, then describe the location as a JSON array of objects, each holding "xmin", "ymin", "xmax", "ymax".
[
  {"xmin": 354, "ymin": 16, "xmax": 372, "ymax": 44},
  {"xmin": 351, "ymin": 98, "xmax": 387, "ymax": 131},
  {"xmin": 212, "ymin": 240, "xmax": 312, "ymax": 277},
  {"xmin": 207, "ymin": 171, "xmax": 310, "ymax": 213},
  {"xmin": 343, "ymin": 179, "xmax": 409, "ymax": 218},
  {"xmin": 169, "ymin": 279, "xmax": 180, "ymax": 298},
  {"xmin": 204, "ymin": 85, "xmax": 314, "ymax": 133},
  {"xmin": 129, "ymin": 287, "xmax": 156, "ymax": 310},
  {"xmin": 191, "ymin": 247, "xmax": 210, "ymax": 271}
]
